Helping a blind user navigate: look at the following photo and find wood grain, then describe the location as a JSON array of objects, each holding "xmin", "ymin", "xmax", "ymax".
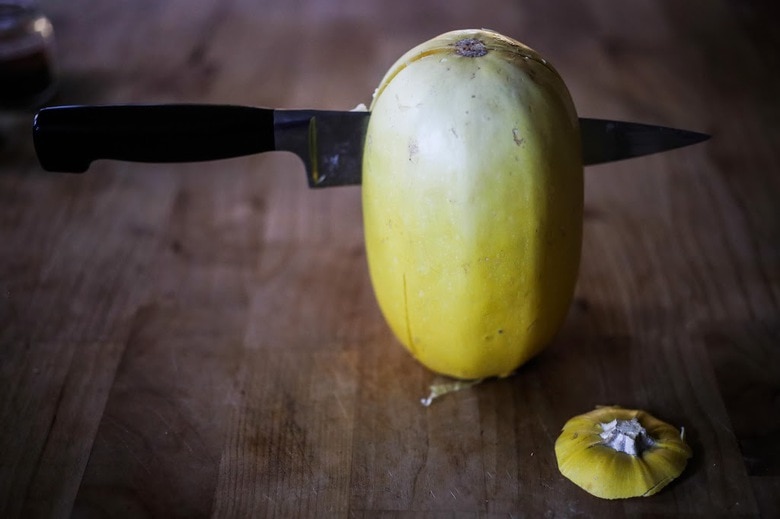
[{"xmin": 1, "ymin": 0, "xmax": 778, "ymax": 517}]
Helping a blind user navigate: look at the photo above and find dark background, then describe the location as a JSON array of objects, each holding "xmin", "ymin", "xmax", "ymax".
[{"xmin": 1, "ymin": 0, "xmax": 778, "ymax": 516}]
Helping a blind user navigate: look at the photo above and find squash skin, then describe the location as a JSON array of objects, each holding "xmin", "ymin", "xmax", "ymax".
[
  {"xmin": 555, "ymin": 407, "xmax": 692, "ymax": 499},
  {"xmin": 362, "ymin": 29, "xmax": 583, "ymax": 379}
]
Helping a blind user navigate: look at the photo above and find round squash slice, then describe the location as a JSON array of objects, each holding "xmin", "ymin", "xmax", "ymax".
[{"xmin": 555, "ymin": 406, "xmax": 692, "ymax": 499}]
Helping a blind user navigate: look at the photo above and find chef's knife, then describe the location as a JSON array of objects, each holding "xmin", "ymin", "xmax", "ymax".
[{"xmin": 32, "ymin": 104, "xmax": 709, "ymax": 187}]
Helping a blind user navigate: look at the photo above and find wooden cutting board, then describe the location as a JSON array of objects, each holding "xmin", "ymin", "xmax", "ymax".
[{"xmin": 1, "ymin": 0, "xmax": 778, "ymax": 517}]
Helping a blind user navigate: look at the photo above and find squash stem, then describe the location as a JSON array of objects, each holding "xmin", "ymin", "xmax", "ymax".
[{"xmin": 454, "ymin": 38, "xmax": 488, "ymax": 57}]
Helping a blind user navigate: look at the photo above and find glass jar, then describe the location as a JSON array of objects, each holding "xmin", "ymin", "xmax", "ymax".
[{"xmin": 0, "ymin": 0, "xmax": 57, "ymax": 109}]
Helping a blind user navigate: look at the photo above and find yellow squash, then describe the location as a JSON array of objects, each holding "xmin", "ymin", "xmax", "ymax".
[{"xmin": 362, "ymin": 29, "xmax": 583, "ymax": 379}]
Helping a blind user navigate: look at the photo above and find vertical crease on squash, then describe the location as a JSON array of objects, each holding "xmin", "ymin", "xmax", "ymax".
[{"xmin": 402, "ymin": 273, "xmax": 417, "ymax": 356}]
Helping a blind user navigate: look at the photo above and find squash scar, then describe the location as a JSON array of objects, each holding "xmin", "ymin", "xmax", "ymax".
[
  {"xmin": 512, "ymin": 128, "xmax": 524, "ymax": 146},
  {"xmin": 408, "ymin": 138, "xmax": 419, "ymax": 161}
]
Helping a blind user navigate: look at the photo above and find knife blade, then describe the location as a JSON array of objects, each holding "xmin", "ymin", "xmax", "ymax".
[{"xmin": 32, "ymin": 104, "xmax": 709, "ymax": 187}]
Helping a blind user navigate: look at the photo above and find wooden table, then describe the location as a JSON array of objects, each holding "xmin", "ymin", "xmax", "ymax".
[{"xmin": 2, "ymin": 1, "xmax": 778, "ymax": 517}]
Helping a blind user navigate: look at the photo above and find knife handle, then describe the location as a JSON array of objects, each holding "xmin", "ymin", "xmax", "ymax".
[{"xmin": 32, "ymin": 104, "xmax": 275, "ymax": 172}]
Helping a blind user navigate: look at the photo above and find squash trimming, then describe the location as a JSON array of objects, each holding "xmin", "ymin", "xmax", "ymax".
[
  {"xmin": 362, "ymin": 29, "xmax": 583, "ymax": 379},
  {"xmin": 555, "ymin": 406, "xmax": 692, "ymax": 499}
]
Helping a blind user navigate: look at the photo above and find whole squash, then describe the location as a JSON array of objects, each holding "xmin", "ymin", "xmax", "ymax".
[{"xmin": 362, "ymin": 29, "xmax": 583, "ymax": 379}]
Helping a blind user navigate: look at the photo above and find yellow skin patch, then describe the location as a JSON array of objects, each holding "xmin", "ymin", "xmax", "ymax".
[
  {"xmin": 362, "ymin": 29, "xmax": 583, "ymax": 379},
  {"xmin": 555, "ymin": 406, "xmax": 692, "ymax": 499}
]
